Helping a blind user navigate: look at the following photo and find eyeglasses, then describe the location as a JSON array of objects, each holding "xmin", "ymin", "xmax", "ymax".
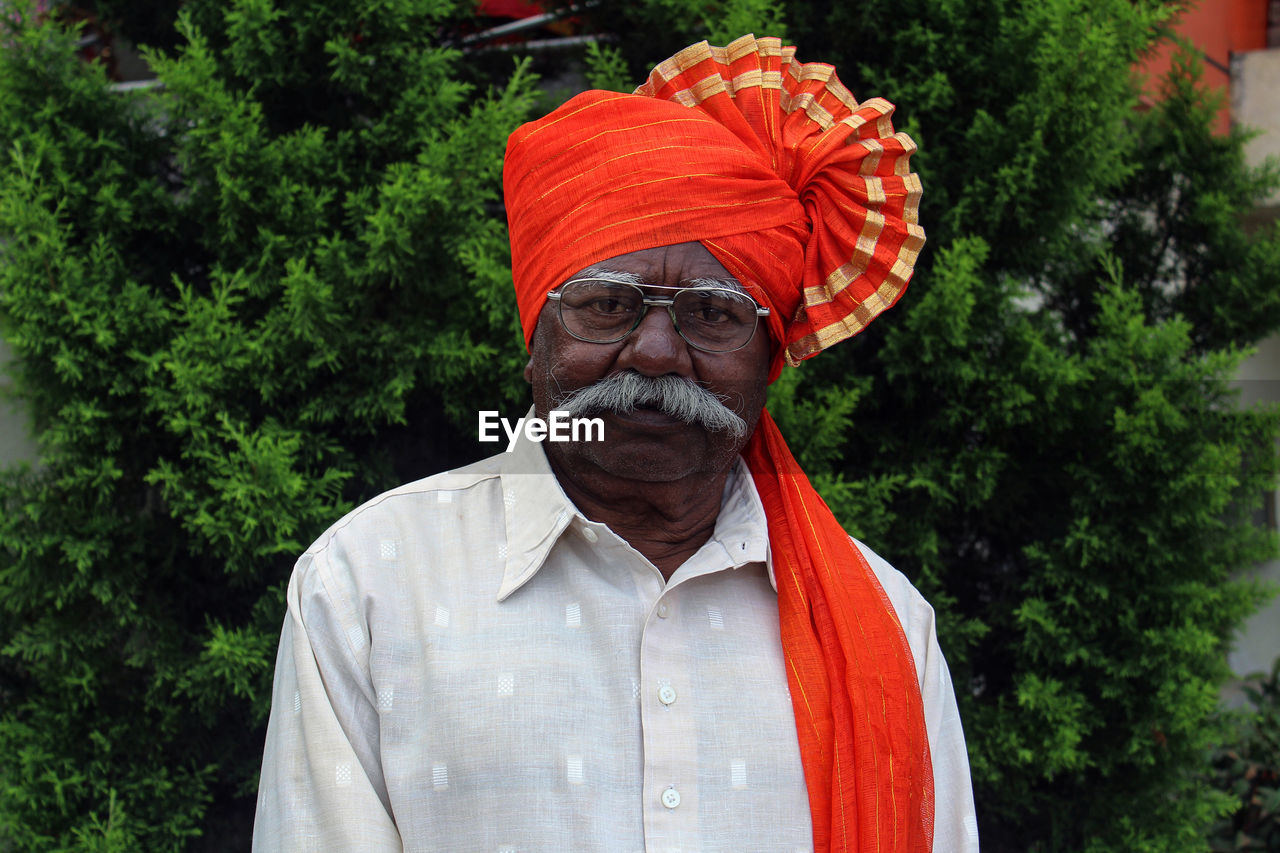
[{"xmin": 547, "ymin": 278, "xmax": 770, "ymax": 354}]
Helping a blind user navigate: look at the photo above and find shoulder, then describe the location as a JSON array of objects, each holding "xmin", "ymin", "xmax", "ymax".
[
  {"xmin": 851, "ymin": 541, "xmax": 980, "ymax": 847},
  {"xmin": 287, "ymin": 453, "xmax": 513, "ymax": 621},
  {"xmin": 852, "ymin": 540, "xmax": 935, "ymax": 621},
  {"xmin": 850, "ymin": 538, "xmax": 940, "ymax": 684},
  {"xmin": 305, "ymin": 453, "xmax": 506, "ymax": 558}
]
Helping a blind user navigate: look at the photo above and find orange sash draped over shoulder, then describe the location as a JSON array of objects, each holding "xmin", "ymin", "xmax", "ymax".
[
  {"xmin": 503, "ymin": 35, "xmax": 933, "ymax": 852},
  {"xmin": 745, "ymin": 410, "xmax": 933, "ymax": 851}
]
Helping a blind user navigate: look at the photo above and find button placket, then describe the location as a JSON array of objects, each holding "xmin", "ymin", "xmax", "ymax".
[{"xmin": 641, "ymin": 585, "xmax": 700, "ymax": 848}]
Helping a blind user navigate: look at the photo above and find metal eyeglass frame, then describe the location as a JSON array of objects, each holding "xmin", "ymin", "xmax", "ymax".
[{"xmin": 546, "ymin": 279, "xmax": 770, "ymax": 354}]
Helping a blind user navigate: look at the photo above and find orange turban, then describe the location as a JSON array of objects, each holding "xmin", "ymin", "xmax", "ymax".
[{"xmin": 504, "ymin": 35, "xmax": 932, "ymax": 852}]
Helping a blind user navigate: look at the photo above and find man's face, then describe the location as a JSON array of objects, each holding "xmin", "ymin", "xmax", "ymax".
[{"xmin": 524, "ymin": 242, "xmax": 771, "ymax": 485}]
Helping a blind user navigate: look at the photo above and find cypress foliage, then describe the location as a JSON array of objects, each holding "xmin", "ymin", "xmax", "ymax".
[
  {"xmin": 1, "ymin": 0, "xmax": 1278, "ymax": 850},
  {"xmin": 0, "ymin": 2, "xmax": 535, "ymax": 847}
]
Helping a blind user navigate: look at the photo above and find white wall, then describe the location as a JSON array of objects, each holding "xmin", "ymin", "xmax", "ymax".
[
  {"xmin": 1227, "ymin": 46, "xmax": 1280, "ymax": 683},
  {"xmin": 1229, "ymin": 337, "xmax": 1280, "ymax": 680},
  {"xmin": 1233, "ymin": 48, "xmax": 1280, "ymax": 208},
  {"xmin": 0, "ymin": 338, "xmax": 38, "ymax": 465}
]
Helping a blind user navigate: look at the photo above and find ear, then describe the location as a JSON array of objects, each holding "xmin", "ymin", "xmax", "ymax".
[{"xmin": 523, "ymin": 357, "xmax": 534, "ymax": 385}]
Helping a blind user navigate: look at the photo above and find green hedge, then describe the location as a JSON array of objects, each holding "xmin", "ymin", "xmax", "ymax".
[{"xmin": 1, "ymin": 0, "xmax": 1278, "ymax": 849}]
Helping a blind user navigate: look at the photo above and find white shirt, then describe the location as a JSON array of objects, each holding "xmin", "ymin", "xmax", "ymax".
[{"xmin": 253, "ymin": 430, "xmax": 979, "ymax": 852}]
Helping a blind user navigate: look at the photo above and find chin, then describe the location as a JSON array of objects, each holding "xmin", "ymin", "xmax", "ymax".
[{"xmin": 553, "ymin": 430, "xmax": 744, "ymax": 485}]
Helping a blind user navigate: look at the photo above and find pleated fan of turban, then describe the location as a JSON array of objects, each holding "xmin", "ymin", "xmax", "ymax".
[{"xmin": 503, "ymin": 35, "xmax": 933, "ymax": 853}]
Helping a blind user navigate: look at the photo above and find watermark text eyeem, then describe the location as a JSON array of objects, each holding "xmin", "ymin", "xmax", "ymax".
[{"xmin": 478, "ymin": 410, "xmax": 604, "ymax": 452}]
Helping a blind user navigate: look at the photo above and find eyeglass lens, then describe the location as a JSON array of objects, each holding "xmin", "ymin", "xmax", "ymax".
[{"xmin": 558, "ymin": 280, "xmax": 759, "ymax": 352}]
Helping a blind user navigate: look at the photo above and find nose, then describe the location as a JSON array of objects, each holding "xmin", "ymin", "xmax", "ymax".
[{"xmin": 616, "ymin": 306, "xmax": 693, "ymax": 377}]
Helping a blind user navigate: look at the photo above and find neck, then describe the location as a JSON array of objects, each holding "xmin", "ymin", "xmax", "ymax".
[{"xmin": 547, "ymin": 454, "xmax": 733, "ymax": 581}]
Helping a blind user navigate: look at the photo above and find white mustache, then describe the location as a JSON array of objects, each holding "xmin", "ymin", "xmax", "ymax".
[{"xmin": 555, "ymin": 372, "xmax": 747, "ymax": 439}]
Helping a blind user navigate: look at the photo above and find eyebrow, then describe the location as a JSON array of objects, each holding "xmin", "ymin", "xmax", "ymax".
[
  {"xmin": 577, "ymin": 268, "xmax": 747, "ymax": 295},
  {"xmin": 578, "ymin": 268, "xmax": 645, "ymax": 286},
  {"xmin": 687, "ymin": 276, "xmax": 747, "ymax": 295}
]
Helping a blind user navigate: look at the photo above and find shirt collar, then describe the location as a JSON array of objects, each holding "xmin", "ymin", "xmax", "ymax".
[
  {"xmin": 496, "ymin": 409, "xmax": 776, "ymax": 600},
  {"xmin": 714, "ymin": 460, "xmax": 776, "ymax": 590},
  {"xmin": 495, "ymin": 412, "xmax": 576, "ymax": 601}
]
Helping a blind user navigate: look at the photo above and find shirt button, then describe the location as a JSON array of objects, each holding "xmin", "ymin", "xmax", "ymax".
[
  {"xmin": 656, "ymin": 602, "xmax": 669, "ymax": 619},
  {"xmin": 661, "ymin": 787, "xmax": 681, "ymax": 809},
  {"xmin": 580, "ymin": 527, "xmax": 598, "ymax": 543},
  {"xmin": 657, "ymin": 685, "xmax": 677, "ymax": 705}
]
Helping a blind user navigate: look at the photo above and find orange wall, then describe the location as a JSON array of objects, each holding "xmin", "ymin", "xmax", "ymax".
[{"xmin": 1140, "ymin": 0, "xmax": 1268, "ymax": 134}]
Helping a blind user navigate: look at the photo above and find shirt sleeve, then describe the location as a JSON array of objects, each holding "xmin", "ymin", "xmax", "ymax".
[
  {"xmin": 253, "ymin": 551, "xmax": 403, "ymax": 852},
  {"xmin": 853, "ymin": 540, "xmax": 982, "ymax": 853}
]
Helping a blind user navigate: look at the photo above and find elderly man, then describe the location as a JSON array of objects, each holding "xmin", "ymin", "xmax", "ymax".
[{"xmin": 254, "ymin": 35, "xmax": 977, "ymax": 852}]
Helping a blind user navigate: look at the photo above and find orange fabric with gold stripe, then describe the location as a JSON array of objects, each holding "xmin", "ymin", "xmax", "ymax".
[
  {"xmin": 745, "ymin": 411, "xmax": 933, "ymax": 851},
  {"xmin": 503, "ymin": 34, "xmax": 933, "ymax": 852}
]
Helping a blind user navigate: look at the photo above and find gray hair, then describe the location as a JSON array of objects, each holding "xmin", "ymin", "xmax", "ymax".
[
  {"xmin": 575, "ymin": 267, "xmax": 748, "ymax": 296},
  {"xmin": 554, "ymin": 371, "xmax": 748, "ymax": 439}
]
